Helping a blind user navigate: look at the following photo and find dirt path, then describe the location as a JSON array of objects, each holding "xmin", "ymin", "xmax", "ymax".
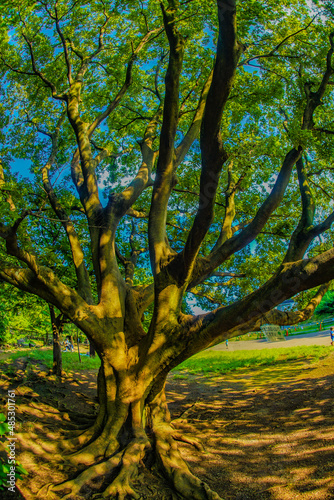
[
  {"xmin": 168, "ymin": 354, "xmax": 334, "ymax": 500},
  {"xmin": 0, "ymin": 353, "xmax": 334, "ymax": 499},
  {"xmin": 212, "ymin": 329, "xmax": 332, "ymax": 352}
]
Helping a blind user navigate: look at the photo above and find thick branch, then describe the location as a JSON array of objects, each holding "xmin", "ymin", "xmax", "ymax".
[
  {"xmin": 132, "ymin": 282, "xmax": 155, "ymax": 318},
  {"xmin": 107, "ymin": 107, "xmax": 162, "ymax": 220},
  {"xmin": 259, "ymin": 283, "xmax": 330, "ymax": 327},
  {"xmin": 181, "ymin": 249, "xmax": 334, "ymax": 359},
  {"xmin": 189, "ymin": 147, "xmax": 302, "ymax": 288},
  {"xmin": 148, "ymin": 2, "xmax": 185, "ymax": 275},
  {"xmin": 178, "ymin": 0, "xmax": 244, "ymax": 282},
  {"xmin": 302, "ymin": 31, "xmax": 334, "ymax": 130},
  {"xmin": 207, "ymin": 282, "xmax": 330, "ymax": 346},
  {"xmin": 309, "ymin": 211, "xmax": 334, "ymax": 239},
  {"xmin": 40, "ymin": 113, "xmax": 93, "ymax": 302},
  {"xmin": 66, "ymin": 30, "xmax": 161, "ymax": 297},
  {"xmin": 284, "ymin": 157, "xmax": 315, "ymax": 262},
  {"xmin": 211, "ymin": 161, "xmax": 237, "ymax": 252},
  {"xmin": 4, "ymin": 216, "xmax": 41, "ymax": 276},
  {"xmin": 174, "ymin": 70, "xmax": 213, "ymax": 167}
]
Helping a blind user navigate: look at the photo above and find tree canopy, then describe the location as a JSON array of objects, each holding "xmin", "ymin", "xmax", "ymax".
[
  {"xmin": 314, "ymin": 290, "xmax": 334, "ymax": 316},
  {"xmin": 0, "ymin": 0, "xmax": 334, "ymax": 498},
  {"xmin": 0, "ymin": 282, "xmax": 50, "ymax": 345}
]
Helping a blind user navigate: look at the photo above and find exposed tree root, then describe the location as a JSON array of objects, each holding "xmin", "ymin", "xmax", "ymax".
[
  {"xmin": 94, "ymin": 433, "xmax": 150, "ymax": 499},
  {"xmin": 149, "ymin": 387, "xmax": 222, "ymax": 500},
  {"xmin": 172, "ymin": 432, "xmax": 205, "ymax": 452},
  {"xmin": 42, "ymin": 434, "xmax": 150, "ymax": 500},
  {"xmin": 65, "ymin": 431, "xmax": 119, "ymax": 466},
  {"xmin": 66, "ymin": 402, "xmax": 133, "ymax": 465},
  {"xmin": 37, "ymin": 482, "xmax": 54, "ymax": 499},
  {"xmin": 45, "ymin": 458, "xmax": 115, "ymax": 499},
  {"xmin": 66, "ymin": 410, "xmax": 97, "ymax": 424},
  {"xmin": 59, "ymin": 425, "xmax": 99, "ymax": 453},
  {"xmin": 155, "ymin": 432, "xmax": 222, "ymax": 500},
  {"xmin": 35, "ymin": 376, "xmax": 220, "ymax": 500},
  {"xmin": 59, "ymin": 406, "xmax": 107, "ymax": 454}
]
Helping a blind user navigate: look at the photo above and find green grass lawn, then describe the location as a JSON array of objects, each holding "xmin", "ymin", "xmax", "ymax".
[
  {"xmin": 0, "ymin": 345, "xmax": 331, "ymax": 377},
  {"xmin": 174, "ymin": 345, "xmax": 331, "ymax": 376},
  {"xmin": 0, "ymin": 348, "xmax": 101, "ymax": 371}
]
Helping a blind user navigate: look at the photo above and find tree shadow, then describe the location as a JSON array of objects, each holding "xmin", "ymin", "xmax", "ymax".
[{"xmin": 167, "ymin": 362, "xmax": 334, "ymax": 500}]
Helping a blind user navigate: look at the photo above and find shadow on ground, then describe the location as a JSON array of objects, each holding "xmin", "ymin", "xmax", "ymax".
[{"xmin": 0, "ymin": 354, "xmax": 333, "ymax": 499}]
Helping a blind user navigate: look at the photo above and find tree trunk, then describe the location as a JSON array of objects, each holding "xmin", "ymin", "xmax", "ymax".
[
  {"xmin": 89, "ymin": 340, "xmax": 96, "ymax": 358},
  {"xmin": 52, "ymin": 327, "xmax": 62, "ymax": 377},
  {"xmin": 49, "ymin": 353, "xmax": 221, "ymax": 500},
  {"xmin": 48, "ymin": 305, "xmax": 64, "ymax": 378},
  {"xmin": 69, "ymin": 334, "xmax": 74, "ymax": 348}
]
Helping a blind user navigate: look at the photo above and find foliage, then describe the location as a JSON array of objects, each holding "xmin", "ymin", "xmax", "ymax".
[
  {"xmin": 0, "ymin": 302, "xmax": 10, "ymax": 345},
  {"xmin": 0, "ymin": 414, "xmax": 9, "ymax": 438},
  {"xmin": 0, "ymin": 414, "xmax": 28, "ymax": 490},
  {"xmin": 0, "ymin": 0, "xmax": 333, "ymax": 313},
  {"xmin": 314, "ymin": 291, "xmax": 334, "ymax": 317},
  {"xmin": 0, "ymin": 283, "xmax": 49, "ymax": 345},
  {"xmin": 0, "ymin": 282, "xmax": 84, "ymax": 346}
]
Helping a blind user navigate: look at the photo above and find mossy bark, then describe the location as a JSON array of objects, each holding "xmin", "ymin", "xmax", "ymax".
[{"xmin": 47, "ymin": 343, "xmax": 221, "ymax": 500}]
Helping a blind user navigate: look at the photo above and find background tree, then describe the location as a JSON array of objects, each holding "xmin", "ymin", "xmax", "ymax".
[
  {"xmin": 1, "ymin": 0, "xmax": 334, "ymax": 498},
  {"xmin": 48, "ymin": 304, "xmax": 66, "ymax": 377},
  {"xmin": 314, "ymin": 289, "xmax": 334, "ymax": 317},
  {"xmin": 0, "ymin": 281, "xmax": 50, "ymax": 345}
]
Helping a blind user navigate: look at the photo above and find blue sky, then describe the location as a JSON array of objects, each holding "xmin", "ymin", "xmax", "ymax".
[{"xmin": 11, "ymin": 159, "xmax": 33, "ymax": 180}]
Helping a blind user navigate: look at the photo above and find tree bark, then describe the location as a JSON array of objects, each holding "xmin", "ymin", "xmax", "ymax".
[
  {"xmin": 52, "ymin": 328, "xmax": 63, "ymax": 377},
  {"xmin": 49, "ymin": 305, "xmax": 64, "ymax": 377},
  {"xmin": 49, "ymin": 346, "xmax": 221, "ymax": 500},
  {"xmin": 89, "ymin": 340, "xmax": 96, "ymax": 358}
]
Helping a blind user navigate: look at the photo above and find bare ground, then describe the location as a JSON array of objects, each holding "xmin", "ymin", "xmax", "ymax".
[{"xmin": 0, "ymin": 352, "xmax": 334, "ymax": 500}]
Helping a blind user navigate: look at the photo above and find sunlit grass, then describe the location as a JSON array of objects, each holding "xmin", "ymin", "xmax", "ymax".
[
  {"xmin": 0, "ymin": 345, "xmax": 331, "ymax": 376},
  {"xmin": 0, "ymin": 349, "xmax": 101, "ymax": 371},
  {"xmin": 174, "ymin": 345, "xmax": 330, "ymax": 376}
]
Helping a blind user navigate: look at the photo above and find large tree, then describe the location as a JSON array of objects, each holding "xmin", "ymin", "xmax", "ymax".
[{"xmin": 1, "ymin": 0, "xmax": 334, "ymax": 498}]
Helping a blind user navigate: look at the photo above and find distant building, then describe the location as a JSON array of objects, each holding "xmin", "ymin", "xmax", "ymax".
[{"xmin": 276, "ymin": 299, "xmax": 294, "ymax": 312}]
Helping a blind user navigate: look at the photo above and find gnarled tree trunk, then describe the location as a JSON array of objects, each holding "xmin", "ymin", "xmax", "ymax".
[{"xmin": 50, "ymin": 326, "xmax": 221, "ymax": 500}]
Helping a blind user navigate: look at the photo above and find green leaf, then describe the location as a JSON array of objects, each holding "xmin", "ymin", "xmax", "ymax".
[{"xmin": 0, "ymin": 423, "xmax": 9, "ymax": 436}]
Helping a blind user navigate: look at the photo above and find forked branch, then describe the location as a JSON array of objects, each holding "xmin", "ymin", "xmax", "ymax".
[
  {"xmin": 185, "ymin": 248, "xmax": 334, "ymax": 356},
  {"xmin": 148, "ymin": 1, "xmax": 185, "ymax": 275},
  {"xmin": 179, "ymin": 0, "xmax": 244, "ymax": 281},
  {"xmin": 40, "ymin": 112, "xmax": 93, "ymax": 302}
]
